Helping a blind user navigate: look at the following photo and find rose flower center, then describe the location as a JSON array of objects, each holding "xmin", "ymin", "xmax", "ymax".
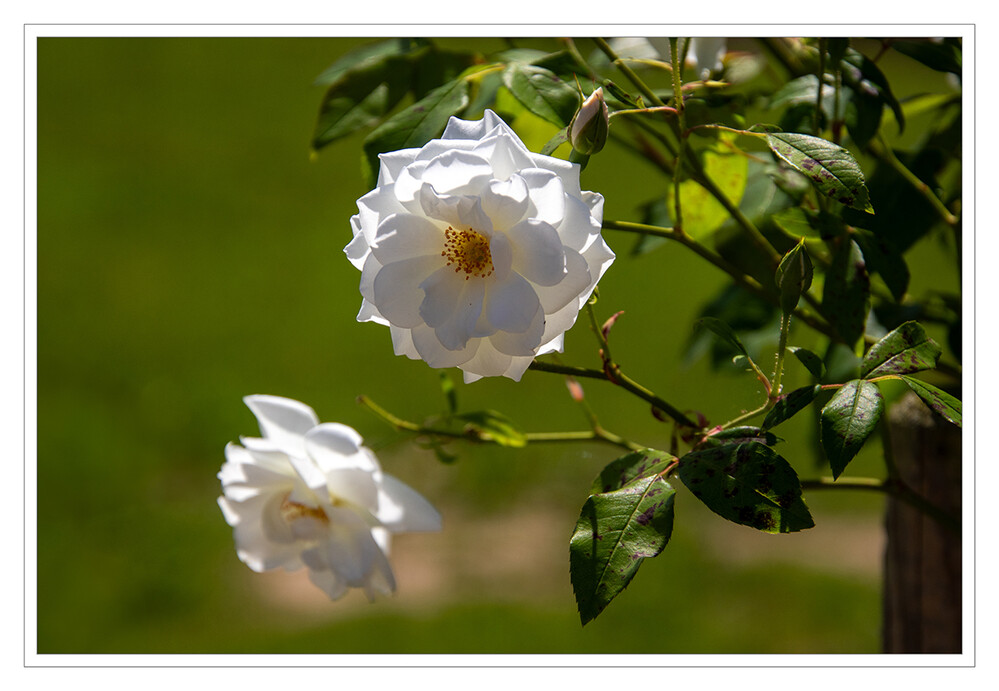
[
  {"xmin": 280, "ymin": 494, "xmax": 330, "ymax": 525},
  {"xmin": 442, "ymin": 226, "xmax": 494, "ymax": 280}
]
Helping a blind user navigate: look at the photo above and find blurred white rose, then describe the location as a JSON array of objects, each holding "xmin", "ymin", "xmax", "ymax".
[
  {"xmin": 218, "ymin": 395, "xmax": 441, "ymax": 601},
  {"xmin": 346, "ymin": 109, "xmax": 615, "ymax": 383}
]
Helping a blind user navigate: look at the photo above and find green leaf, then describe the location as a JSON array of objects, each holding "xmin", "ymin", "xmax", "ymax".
[
  {"xmin": 314, "ymin": 39, "xmax": 425, "ymax": 86},
  {"xmin": 699, "ymin": 427, "xmax": 781, "ymax": 448},
  {"xmin": 694, "ymin": 316, "xmax": 749, "ymax": 358},
  {"xmin": 898, "ymin": 376, "xmax": 962, "ymax": 427},
  {"xmin": 602, "ymin": 80, "xmax": 643, "ymax": 109},
  {"xmin": 502, "ymin": 64, "xmax": 579, "ymax": 127},
  {"xmin": 454, "ymin": 410, "xmax": 527, "ymax": 447},
  {"xmin": 666, "ymin": 133, "xmax": 748, "ymax": 240},
  {"xmin": 570, "ymin": 450, "xmax": 676, "ymax": 625},
  {"xmin": 361, "ymin": 75, "xmax": 472, "ymax": 185},
  {"xmin": 766, "ymin": 132, "xmax": 874, "ymax": 213},
  {"xmin": 789, "ymin": 347, "xmax": 825, "ymax": 379},
  {"xmin": 892, "ymin": 40, "xmax": 962, "ymax": 75},
  {"xmin": 772, "ymin": 207, "xmax": 845, "ymax": 240},
  {"xmin": 820, "ymin": 379, "xmax": 884, "ymax": 478},
  {"xmin": 841, "ymin": 48, "xmax": 905, "ymax": 134},
  {"xmin": 822, "ymin": 238, "xmax": 871, "ymax": 348},
  {"xmin": 539, "ymin": 126, "xmax": 569, "ymax": 156},
  {"xmin": 312, "ymin": 55, "xmax": 414, "ymax": 151},
  {"xmin": 852, "ymin": 228, "xmax": 909, "ymax": 303},
  {"xmin": 861, "ymin": 321, "xmax": 941, "ymax": 378},
  {"xmin": 678, "ymin": 443, "xmax": 814, "ymax": 533},
  {"xmin": 763, "ymin": 384, "xmax": 822, "ymax": 431}
]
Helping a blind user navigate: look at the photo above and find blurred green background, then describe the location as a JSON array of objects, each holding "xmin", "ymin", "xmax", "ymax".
[{"xmin": 36, "ymin": 36, "xmax": 959, "ymax": 654}]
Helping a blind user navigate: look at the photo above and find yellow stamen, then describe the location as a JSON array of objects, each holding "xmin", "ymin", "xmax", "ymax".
[
  {"xmin": 441, "ymin": 226, "xmax": 494, "ymax": 280},
  {"xmin": 280, "ymin": 495, "xmax": 329, "ymax": 525}
]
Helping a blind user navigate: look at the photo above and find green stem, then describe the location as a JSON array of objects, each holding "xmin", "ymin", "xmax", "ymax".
[
  {"xmin": 528, "ymin": 360, "xmax": 697, "ymax": 429},
  {"xmin": 592, "ymin": 37, "xmax": 667, "ymax": 108},
  {"xmin": 867, "ymin": 134, "xmax": 959, "ymax": 226},
  {"xmin": 601, "ymin": 219, "xmax": 835, "ymax": 339},
  {"xmin": 815, "ymin": 38, "xmax": 826, "ymax": 136},
  {"xmin": 669, "ymin": 38, "xmax": 687, "ymax": 235},
  {"xmin": 801, "ymin": 476, "xmax": 960, "ymax": 534},
  {"xmin": 357, "ymin": 395, "xmax": 636, "ymax": 451},
  {"xmin": 771, "ymin": 310, "xmax": 792, "ymax": 397}
]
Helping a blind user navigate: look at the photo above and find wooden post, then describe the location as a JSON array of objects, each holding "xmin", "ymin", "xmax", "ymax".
[{"xmin": 882, "ymin": 391, "xmax": 962, "ymax": 653}]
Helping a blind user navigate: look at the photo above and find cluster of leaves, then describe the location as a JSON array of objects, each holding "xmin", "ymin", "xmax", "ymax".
[{"xmin": 312, "ymin": 37, "xmax": 962, "ymax": 626}]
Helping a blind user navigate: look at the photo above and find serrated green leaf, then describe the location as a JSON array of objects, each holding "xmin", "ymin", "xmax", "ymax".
[
  {"xmin": 502, "ymin": 64, "xmax": 579, "ymax": 127},
  {"xmin": 678, "ymin": 442, "xmax": 814, "ymax": 533},
  {"xmin": 454, "ymin": 410, "xmax": 527, "ymax": 447},
  {"xmin": 861, "ymin": 321, "xmax": 941, "ymax": 378},
  {"xmin": 822, "ymin": 238, "xmax": 871, "ymax": 348},
  {"xmin": 763, "ymin": 384, "xmax": 822, "ymax": 431},
  {"xmin": 789, "ymin": 347, "xmax": 826, "ymax": 379},
  {"xmin": 820, "ymin": 379, "xmax": 884, "ymax": 478},
  {"xmin": 361, "ymin": 76, "xmax": 471, "ymax": 185},
  {"xmin": 899, "ymin": 376, "xmax": 962, "ymax": 427},
  {"xmin": 570, "ymin": 450, "xmax": 676, "ymax": 625},
  {"xmin": 766, "ymin": 132, "xmax": 874, "ymax": 213}
]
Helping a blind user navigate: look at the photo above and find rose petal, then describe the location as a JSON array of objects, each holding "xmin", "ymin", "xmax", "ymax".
[
  {"xmin": 534, "ymin": 248, "xmax": 591, "ymax": 313},
  {"xmin": 485, "ymin": 272, "xmax": 542, "ymax": 333},
  {"xmin": 243, "ymin": 395, "xmax": 319, "ymax": 457},
  {"xmin": 411, "ymin": 324, "xmax": 479, "ymax": 368},
  {"xmin": 370, "ymin": 213, "xmax": 444, "ymax": 265},
  {"xmin": 519, "ymin": 168, "xmax": 566, "ymax": 227},
  {"xmin": 421, "ymin": 149, "xmax": 493, "ymax": 195},
  {"xmin": 377, "ymin": 474, "xmax": 443, "ymax": 532},
  {"xmin": 487, "ymin": 305, "xmax": 545, "ymax": 356},
  {"xmin": 507, "ymin": 218, "xmax": 566, "ymax": 286},
  {"xmin": 372, "ymin": 255, "xmax": 442, "ymax": 328},
  {"xmin": 433, "ymin": 277, "xmax": 487, "ymax": 350},
  {"xmin": 304, "ymin": 423, "xmax": 367, "ymax": 466},
  {"xmin": 419, "ymin": 183, "xmax": 492, "ymax": 232},
  {"xmin": 480, "ymin": 175, "xmax": 529, "ymax": 230},
  {"xmin": 307, "ymin": 569, "xmax": 350, "ymax": 601}
]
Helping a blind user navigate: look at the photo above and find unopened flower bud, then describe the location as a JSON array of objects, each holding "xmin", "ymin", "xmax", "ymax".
[
  {"xmin": 569, "ymin": 87, "xmax": 609, "ymax": 155},
  {"xmin": 775, "ymin": 238, "xmax": 813, "ymax": 313}
]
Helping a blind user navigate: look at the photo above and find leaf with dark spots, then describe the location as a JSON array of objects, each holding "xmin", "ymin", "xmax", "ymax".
[
  {"xmin": 820, "ymin": 379, "xmax": 884, "ymax": 478},
  {"xmin": 677, "ymin": 443, "xmax": 813, "ymax": 533},
  {"xmin": 571, "ymin": 449, "xmax": 676, "ymax": 625},
  {"xmin": 766, "ymin": 132, "xmax": 874, "ymax": 214},
  {"xmin": 899, "ymin": 376, "xmax": 962, "ymax": 427},
  {"xmin": 861, "ymin": 321, "xmax": 941, "ymax": 378}
]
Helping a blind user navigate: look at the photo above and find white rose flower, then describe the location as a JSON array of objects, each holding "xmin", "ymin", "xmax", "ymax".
[
  {"xmin": 217, "ymin": 395, "xmax": 441, "ymax": 601},
  {"xmin": 346, "ymin": 109, "xmax": 615, "ymax": 383}
]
